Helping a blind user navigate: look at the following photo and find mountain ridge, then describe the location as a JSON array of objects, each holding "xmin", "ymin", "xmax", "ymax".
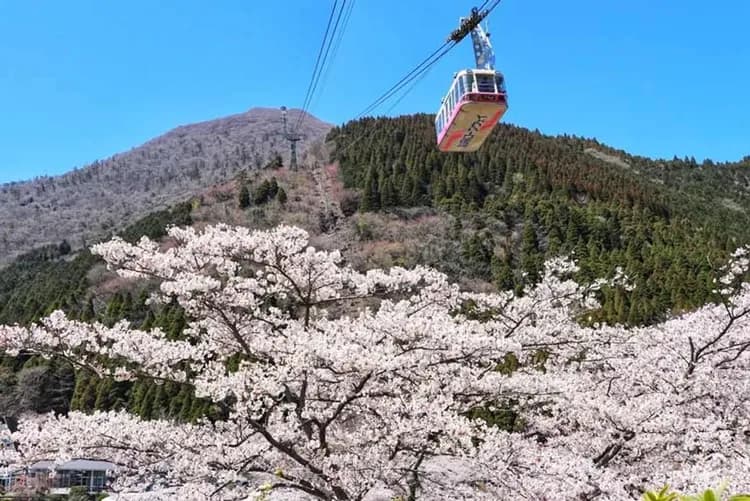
[{"xmin": 0, "ymin": 107, "xmax": 333, "ymax": 265}]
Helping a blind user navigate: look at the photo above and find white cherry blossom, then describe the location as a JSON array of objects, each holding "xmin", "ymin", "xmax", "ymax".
[{"xmin": 0, "ymin": 223, "xmax": 748, "ymax": 500}]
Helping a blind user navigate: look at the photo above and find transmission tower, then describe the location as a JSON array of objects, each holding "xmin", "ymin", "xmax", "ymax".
[{"xmin": 280, "ymin": 106, "xmax": 303, "ymax": 170}]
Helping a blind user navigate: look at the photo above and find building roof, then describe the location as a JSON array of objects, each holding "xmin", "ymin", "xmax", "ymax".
[{"xmin": 29, "ymin": 459, "xmax": 118, "ymax": 472}]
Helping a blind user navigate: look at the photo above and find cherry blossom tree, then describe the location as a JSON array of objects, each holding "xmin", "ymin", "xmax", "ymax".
[{"xmin": 0, "ymin": 223, "xmax": 748, "ymax": 500}]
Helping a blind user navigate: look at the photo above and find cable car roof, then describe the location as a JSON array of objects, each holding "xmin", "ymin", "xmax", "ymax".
[{"xmin": 453, "ymin": 68, "xmax": 505, "ymax": 77}]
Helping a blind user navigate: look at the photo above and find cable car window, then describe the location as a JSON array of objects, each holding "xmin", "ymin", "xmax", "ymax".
[
  {"xmin": 495, "ymin": 74, "xmax": 505, "ymax": 92},
  {"xmin": 486, "ymin": 74, "xmax": 496, "ymax": 92}
]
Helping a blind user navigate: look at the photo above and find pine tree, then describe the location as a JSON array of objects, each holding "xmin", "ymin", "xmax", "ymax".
[
  {"xmin": 238, "ymin": 185, "xmax": 251, "ymax": 209},
  {"xmin": 138, "ymin": 383, "xmax": 157, "ymax": 420},
  {"xmin": 141, "ymin": 309, "xmax": 155, "ymax": 330},
  {"xmin": 179, "ymin": 393, "xmax": 194, "ymax": 421},
  {"xmin": 492, "ymin": 252, "xmax": 515, "ymax": 291},
  {"xmin": 520, "ymin": 221, "xmax": 542, "ymax": 284},
  {"xmin": 104, "ymin": 293, "xmax": 123, "ymax": 327},
  {"xmin": 70, "ymin": 371, "xmax": 89, "ymax": 411},
  {"xmin": 359, "ymin": 167, "xmax": 380, "ymax": 212},
  {"xmin": 169, "ymin": 386, "xmax": 190, "ymax": 419},
  {"xmin": 150, "ymin": 383, "xmax": 171, "ymax": 420},
  {"xmin": 128, "ymin": 380, "xmax": 147, "ymax": 413},
  {"xmin": 399, "ymin": 175, "xmax": 414, "ymax": 206},
  {"xmin": 80, "ymin": 374, "xmax": 99, "ymax": 411},
  {"xmin": 94, "ymin": 378, "xmax": 113, "ymax": 410},
  {"xmin": 277, "ymin": 187, "xmax": 287, "ymax": 205},
  {"xmin": 121, "ymin": 291, "xmax": 134, "ymax": 320},
  {"xmin": 254, "ymin": 180, "xmax": 272, "ymax": 205},
  {"xmin": 80, "ymin": 297, "xmax": 96, "ymax": 322},
  {"xmin": 379, "ymin": 177, "xmax": 396, "ymax": 208},
  {"xmin": 547, "ymin": 225, "xmax": 563, "ymax": 255}
]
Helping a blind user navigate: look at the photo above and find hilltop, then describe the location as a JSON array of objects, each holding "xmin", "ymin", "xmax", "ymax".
[{"xmin": 0, "ymin": 107, "xmax": 332, "ymax": 265}]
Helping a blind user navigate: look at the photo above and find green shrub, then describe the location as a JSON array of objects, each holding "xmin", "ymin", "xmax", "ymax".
[{"xmin": 643, "ymin": 482, "xmax": 750, "ymax": 501}]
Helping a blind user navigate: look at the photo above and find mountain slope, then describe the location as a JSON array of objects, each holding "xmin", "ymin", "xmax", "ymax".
[
  {"xmin": 329, "ymin": 115, "xmax": 750, "ymax": 229},
  {"xmin": 326, "ymin": 114, "xmax": 750, "ymax": 325},
  {"xmin": 0, "ymin": 107, "xmax": 332, "ymax": 265},
  {"xmin": 1, "ymin": 121, "xmax": 749, "ymax": 425}
]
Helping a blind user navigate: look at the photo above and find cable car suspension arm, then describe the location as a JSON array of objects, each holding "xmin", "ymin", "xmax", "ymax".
[
  {"xmin": 447, "ymin": 1, "xmax": 500, "ymax": 70},
  {"xmin": 469, "ymin": 18, "xmax": 495, "ymax": 70},
  {"xmin": 447, "ymin": 7, "xmax": 488, "ymax": 43}
]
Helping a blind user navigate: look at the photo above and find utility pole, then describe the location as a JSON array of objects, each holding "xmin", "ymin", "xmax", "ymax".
[{"xmin": 280, "ymin": 106, "xmax": 302, "ymax": 170}]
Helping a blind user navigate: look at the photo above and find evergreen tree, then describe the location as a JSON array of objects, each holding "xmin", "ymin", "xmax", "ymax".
[
  {"xmin": 379, "ymin": 177, "xmax": 396, "ymax": 208},
  {"xmin": 80, "ymin": 297, "xmax": 96, "ymax": 322},
  {"xmin": 70, "ymin": 371, "xmax": 89, "ymax": 411},
  {"xmin": 360, "ymin": 167, "xmax": 380, "ymax": 212},
  {"xmin": 139, "ymin": 383, "xmax": 157, "ymax": 420},
  {"xmin": 520, "ymin": 221, "xmax": 542, "ymax": 284},
  {"xmin": 254, "ymin": 180, "xmax": 273, "ymax": 205},
  {"xmin": 277, "ymin": 187, "xmax": 287, "ymax": 205},
  {"xmin": 238, "ymin": 185, "xmax": 251, "ymax": 209},
  {"xmin": 492, "ymin": 252, "xmax": 515, "ymax": 291},
  {"xmin": 94, "ymin": 378, "xmax": 113, "ymax": 410},
  {"xmin": 104, "ymin": 293, "xmax": 123, "ymax": 326},
  {"xmin": 80, "ymin": 373, "xmax": 99, "ymax": 411},
  {"xmin": 269, "ymin": 177, "xmax": 279, "ymax": 198},
  {"xmin": 399, "ymin": 175, "xmax": 414, "ymax": 206}
]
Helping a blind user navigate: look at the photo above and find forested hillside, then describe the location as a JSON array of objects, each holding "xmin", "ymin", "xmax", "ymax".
[
  {"xmin": 0, "ymin": 163, "xmax": 345, "ymax": 426},
  {"xmin": 327, "ymin": 114, "xmax": 750, "ymax": 326},
  {"xmin": 2, "ymin": 112, "xmax": 749, "ymax": 467},
  {"xmin": 0, "ymin": 201, "xmax": 217, "ymax": 423},
  {"xmin": 0, "ymin": 107, "xmax": 331, "ymax": 266}
]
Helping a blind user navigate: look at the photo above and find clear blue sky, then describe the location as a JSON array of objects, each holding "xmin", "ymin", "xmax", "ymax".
[{"xmin": 0, "ymin": 0, "xmax": 748, "ymax": 183}]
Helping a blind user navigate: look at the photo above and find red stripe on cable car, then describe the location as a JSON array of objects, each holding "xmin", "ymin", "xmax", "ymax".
[
  {"xmin": 480, "ymin": 108, "xmax": 504, "ymax": 131},
  {"xmin": 444, "ymin": 130, "xmax": 464, "ymax": 149}
]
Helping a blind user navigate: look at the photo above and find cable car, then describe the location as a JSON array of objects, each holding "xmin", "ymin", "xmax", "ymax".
[{"xmin": 436, "ymin": 11, "xmax": 508, "ymax": 152}]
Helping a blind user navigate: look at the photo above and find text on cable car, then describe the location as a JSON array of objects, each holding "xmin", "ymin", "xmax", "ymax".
[{"xmin": 457, "ymin": 114, "xmax": 489, "ymax": 148}]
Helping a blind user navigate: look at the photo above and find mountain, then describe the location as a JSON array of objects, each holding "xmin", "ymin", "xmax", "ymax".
[
  {"xmin": 327, "ymin": 114, "xmax": 750, "ymax": 325},
  {"xmin": 3, "ymin": 110, "xmax": 749, "ymax": 327},
  {"xmin": 0, "ymin": 107, "xmax": 333, "ymax": 265},
  {"xmin": 2, "ymin": 111, "xmax": 750, "ymax": 432}
]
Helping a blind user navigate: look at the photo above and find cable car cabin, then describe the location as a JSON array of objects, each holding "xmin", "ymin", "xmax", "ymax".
[{"xmin": 435, "ymin": 69, "xmax": 507, "ymax": 152}]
